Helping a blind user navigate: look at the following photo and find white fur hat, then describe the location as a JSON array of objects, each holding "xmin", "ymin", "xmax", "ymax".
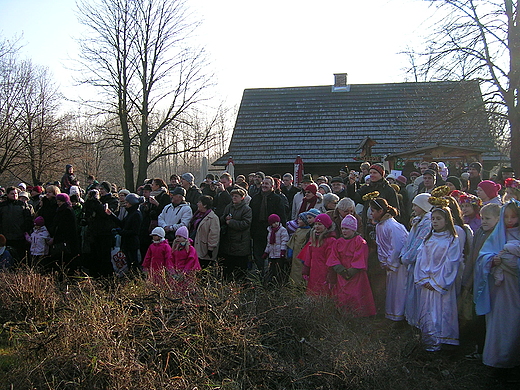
[
  {"xmin": 413, "ymin": 193, "xmax": 432, "ymax": 213},
  {"xmin": 150, "ymin": 227, "xmax": 166, "ymax": 238}
]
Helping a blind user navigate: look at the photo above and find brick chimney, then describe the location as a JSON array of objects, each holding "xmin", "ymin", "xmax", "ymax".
[{"xmin": 332, "ymin": 73, "xmax": 350, "ymax": 92}]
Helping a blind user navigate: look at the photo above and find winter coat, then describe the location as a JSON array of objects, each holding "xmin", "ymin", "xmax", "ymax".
[
  {"xmin": 51, "ymin": 204, "xmax": 79, "ymax": 255},
  {"xmin": 142, "ymin": 239, "xmax": 173, "ymax": 273},
  {"xmin": 112, "ymin": 204, "xmax": 142, "ymax": 251},
  {"xmin": 250, "ymin": 191, "xmax": 287, "ymax": 238},
  {"xmin": 172, "ymin": 245, "xmax": 200, "ymax": 272},
  {"xmin": 193, "ymin": 210, "xmax": 220, "ymax": 261},
  {"xmin": 185, "ymin": 185, "xmax": 202, "ymax": 214},
  {"xmin": 0, "ymin": 199, "xmax": 33, "ymax": 241},
  {"xmin": 37, "ymin": 196, "xmax": 58, "ymax": 231},
  {"xmin": 84, "ymin": 194, "xmax": 119, "ymax": 237},
  {"xmin": 220, "ymin": 200, "xmax": 252, "ymax": 257},
  {"xmin": 158, "ymin": 202, "xmax": 193, "ymax": 232},
  {"xmin": 28, "ymin": 226, "xmax": 51, "ymax": 256},
  {"xmin": 265, "ymin": 226, "xmax": 289, "ymax": 258}
]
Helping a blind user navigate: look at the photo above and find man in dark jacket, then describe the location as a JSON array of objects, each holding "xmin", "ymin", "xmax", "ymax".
[
  {"xmin": 0, "ymin": 187, "xmax": 33, "ymax": 261},
  {"xmin": 249, "ymin": 176, "xmax": 287, "ymax": 272},
  {"xmin": 180, "ymin": 172, "xmax": 202, "ymax": 214}
]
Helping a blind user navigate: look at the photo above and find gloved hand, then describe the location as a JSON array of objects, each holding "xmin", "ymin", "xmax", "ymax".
[
  {"xmin": 302, "ymin": 264, "xmax": 310, "ymax": 277},
  {"xmin": 280, "ymin": 250, "xmax": 286, "ymax": 258},
  {"xmin": 262, "ymin": 252, "xmax": 268, "ymax": 260},
  {"xmin": 111, "ymin": 228, "xmax": 122, "ymax": 235},
  {"xmin": 207, "ymin": 250, "xmax": 213, "ymax": 258}
]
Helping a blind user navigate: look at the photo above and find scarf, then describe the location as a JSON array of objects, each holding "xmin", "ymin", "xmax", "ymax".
[
  {"xmin": 298, "ymin": 195, "xmax": 318, "ymax": 215},
  {"xmin": 151, "ymin": 187, "xmax": 168, "ymax": 197},
  {"xmin": 269, "ymin": 224, "xmax": 281, "ymax": 244},
  {"xmin": 259, "ymin": 191, "xmax": 271, "ymax": 222},
  {"xmin": 188, "ymin": 208, "xmax": 211, "ymax": 239}
]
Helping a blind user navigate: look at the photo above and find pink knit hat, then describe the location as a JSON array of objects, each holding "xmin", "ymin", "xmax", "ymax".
[
  {"xmin": 268, "ymin": 214, "xmax": 280, "ymax": 225},
  {"xmin": 314, "ymin": 213, "xmax": 333, "ymax": 229},
  {"xmin": 175, "ymin": 226, "xmax": 189, "ymax": 239},
  {"xmin": 477, "ymin": 180, "xmax": 501, "ymax": 199},
  {"xmin": 341, "ymin": 214, "xmax": 357, "ymax": 231}
]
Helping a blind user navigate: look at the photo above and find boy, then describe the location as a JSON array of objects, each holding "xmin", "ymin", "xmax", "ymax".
[{"xmin": 461, "ymin": 203, "xmax": 500, "ymax": 359}]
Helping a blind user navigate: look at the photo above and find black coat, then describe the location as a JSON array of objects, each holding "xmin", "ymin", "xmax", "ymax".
[
  {"xmin": 220, "ymin": 200, "xmax": 252, "ymax": 256},
  {"xmin": 249, "ymin": 191, "xmax": 287, "ymax": 238},
  {"xmin": 112, "ymin": 204, "xmax": 142, "ymax": 252},
  {"xmin": 52, "ymin": 204, "xmax": 79, "ymax": 254}
]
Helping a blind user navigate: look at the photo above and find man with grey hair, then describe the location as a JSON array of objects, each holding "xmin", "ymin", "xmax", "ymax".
[
  {"xmin": 281, "ymin": 173, "xmax": 299, "ymax": 214},
  {"xmin": 180, "ymin": 172, "xmax": 202, "ymax": 213}
]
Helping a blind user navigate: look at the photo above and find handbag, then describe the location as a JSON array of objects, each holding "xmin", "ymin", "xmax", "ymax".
[{"xmin": 111, "ymin": 235, "xmax": 128, "ymax": 277}]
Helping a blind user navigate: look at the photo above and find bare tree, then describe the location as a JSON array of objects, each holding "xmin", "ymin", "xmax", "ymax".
[
  {"xmin": 76, "ymin": 0, "xmax": 215, "ymax": 190},
  {"xmin": 404, "ymin": 0, "xmax": 520, "ymax": 173}
]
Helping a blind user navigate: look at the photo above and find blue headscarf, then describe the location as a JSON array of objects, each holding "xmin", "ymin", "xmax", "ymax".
[{"xmin": 474, "ymin": 198, "xmax": 520, "ymax": 315}]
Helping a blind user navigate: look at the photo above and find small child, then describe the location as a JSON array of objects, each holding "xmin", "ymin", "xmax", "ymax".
[
  {"xmin": 327, "ymin": 215, "xmax": 376, "ymax": 317},
  {"xmin": 142, "ymin": 227, "xmax": 174, "ymax": 283},
  {"xmin": 171, "ymin": 226, "xmax": 200, "ymax": 274},
  {"xmin": 305, "ymin": 208, "xmax": 321, "ymax": 227},
  {"xmin": 460, "ymin": 203, "xmax": 500, "ymax": 359},
  {"xmin": 502, "ymin": 178, "xmax": 520, "ymax": 202},
  {"xmin": 458, "ymin": 193, "xmax": 482, "ymax": 233},
  {"xmin": 0, "ymin": 234, "xmax": 14, "ymax": 271},
  {"xmin": 415, "ymin": 206, "xmax": 463, "ymax": 351},
  {"xmin": 262, "ymin": 214, "xmax": 290, "ymax": 284},
  {"xmin": 299, "ymin": 213, "xmax": 336, "ymax": 296},
  {"xmin": 370, "ymin": 198, "xmax": 409, "ymax": 323},
  {"xmin": 287, "ymin": 212, "xmax": 311, "ymax": 286},
  {"xmin": 400, "ymin": 193, "xmax": 432, "ymax": 327},
  {"xmin": 475, "ymin": 199, "xmax": 520, "ymax": 372},
  {"xmin": 24, "ymin": 216, "xmax": 51, "ymax": 266}
]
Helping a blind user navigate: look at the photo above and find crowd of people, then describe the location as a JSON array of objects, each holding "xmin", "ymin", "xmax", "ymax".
[{"xmin": 0, "ymin": 161, "xmax": 519, "ymax": 377}]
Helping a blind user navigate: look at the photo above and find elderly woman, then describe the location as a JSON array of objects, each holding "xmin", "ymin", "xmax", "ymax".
[
  {"xmin": 220, "ymin": 188, "xmax": 252, "ymax": 279},
  {"xmin": 320, "ymin": 193, "xmax": 340, "ymax": 212},
  {"xmin": 188, "ymin": 195, "xmax": 220, "ymax": 268},
  {"xmin": 327, "ymin": 197, "xmax": 363, "ymax": 239}
]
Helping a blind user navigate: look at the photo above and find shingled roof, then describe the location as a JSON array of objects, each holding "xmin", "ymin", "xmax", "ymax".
[{"xmin": 214, "ymin": 80, "xmax": 500, "ymax": 169}]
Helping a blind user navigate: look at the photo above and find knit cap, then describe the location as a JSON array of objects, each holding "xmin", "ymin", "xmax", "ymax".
[
  {"xmin": 56, "ymin": 193, "xmax": 70, "ymax": 203},
  {"xmin": 268, "ymin": 214, "xmax": 280, "ymax": 225},
  {"xmin": 446, "ymin": 176, "xmax": 462, "ymax": 190},
  {"xmin": 341, "ymin": 214, "xmax": 357, "ymax": 231},
  {"xmin": 286, "ymin": 220, "xmax": 299, "ymax": 234},
  {"xmin": 307, "ymin": 208, "xmax": 321, "ymax": 218},
  {"xmin": 318, "ymin": 183, "xmax": 331, "ymax": 194},
  {"xmin": 370, "ymin": 163, "xmax": 385, "ymax": 177},
  {"xmin": 181, "ymin": 172, "xmax": 194, "ymax": 183},
  {"xmin": 175, "ymin": 226, "xmax": 189, "ymax": 239},
  {"xmin": 150, "ymin": 227, "xmax": 166, "ymax": 238},
  {"xmin": 314, "ymin": 213, "xmax": 333, "ymax": 229},
  {"xmin": 125, "ymin": 193, "xmax": 141, "ymax": 205},
  {"xmin": 413, "ymin": 193, "xmax": 432, "ymax": 213},
  {"xmin": 34, "ymin": 216, "xmax": 45, "ymax": 227},
  {"xmin": 478, "ymin": 180, "xmax": 501, "ymax": 199},
  {"xmin": 298, "ymin": 212, "xmax": 310, "ymax": 226},
  {"xmin": 396, "ymin": 175, "xmax": 407, "ymax": 185},
  {"xmin": 305, "ymin": 183, "xmax": 318, "ymax": 195}
]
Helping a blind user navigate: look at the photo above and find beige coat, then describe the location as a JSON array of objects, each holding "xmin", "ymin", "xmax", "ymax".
[{"xmin": 194, "ymin": 210, "xmax": 220, "ymax": 261}]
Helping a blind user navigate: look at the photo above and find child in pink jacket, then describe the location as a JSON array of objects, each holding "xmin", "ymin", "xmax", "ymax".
[{"xmin": 142, "ymin": 227, "xmax": 173, "ymax": 283}]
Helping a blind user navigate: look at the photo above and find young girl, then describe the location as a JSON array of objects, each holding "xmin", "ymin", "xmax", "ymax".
[
  {"xmin": 502, "ymin": 178, "xmax": 520, "ymax": 202},
  {"xmin": 458, "ymin": 193, "xmax": 482, "ymax": 233},
  {"xmin": 142, "ymin": 227, "xmax": 173, "ymax": 284},
  {"xmin": 474, "ymin": 199, "xmax": 520, "ymax": 372},
  {"xmin": 370, "ymin": 198, "xmax": 408, "ymax": 322},
  {"xmin": 24, "ymin": 216, "xmax": 51, "ymax": 266},
  {"xmin": 263, "ymin": 214, "xmax": 290, "ymax": 284},
  {"xmin": 287, "ymin": 212, "xmax": 311, "ymax": 286},
  {"xmin": 327, "ymin": 214, "xmax": 376, "ymax": 317},
  {"xmin": 299, "ymin": 213, "xmax": 336, "ymax": 296},
  {"xmin": 400, "ymin": 193, "xmax": 432, "ymax": 327},
  {"xmin": 171, "ymin": 226, "xmax": 200, "ymax": 274},
  {"xmin": 414, "ymin": 205, "xmax": 464, "ymax": 351}
]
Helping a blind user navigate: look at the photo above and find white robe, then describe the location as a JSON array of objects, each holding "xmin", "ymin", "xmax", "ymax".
[
  {"xmin": 415, "ymin": 230, "xmax": 463, "ymax": 350},
  {"xmin": 376, "ymin": 216, "xmax": 409, "ymax": 321}
]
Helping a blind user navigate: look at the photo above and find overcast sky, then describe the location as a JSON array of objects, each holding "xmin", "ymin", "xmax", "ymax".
[{"xmin": 0, "ymin": 0, "xmax": 433, "ymax": 110}]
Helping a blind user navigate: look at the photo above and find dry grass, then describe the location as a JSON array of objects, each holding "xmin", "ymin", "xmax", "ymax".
[{"xmin": 0, "ymin": 267, "xmax": 515, "ymax": 389}]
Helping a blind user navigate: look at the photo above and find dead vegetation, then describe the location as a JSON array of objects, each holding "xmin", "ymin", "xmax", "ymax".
[{"xmin": 0, "ymin": 267, "xmax": 515, "ymax": 389}]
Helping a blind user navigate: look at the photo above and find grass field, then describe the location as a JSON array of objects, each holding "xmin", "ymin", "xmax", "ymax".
[{"xmin": 0, "ymin": 267, "xmax": 517, "ymax": 389}]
